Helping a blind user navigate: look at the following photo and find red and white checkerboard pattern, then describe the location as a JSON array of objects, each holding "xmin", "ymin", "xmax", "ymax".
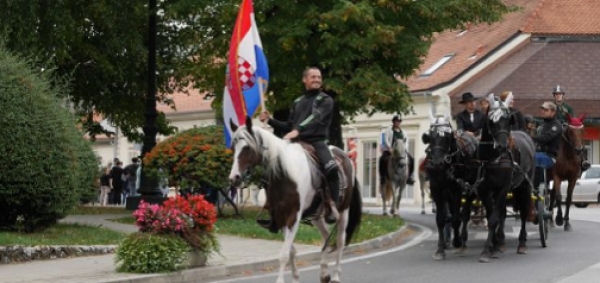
[{"xmin": 237, "ymin": 57, "xmax": 256, "ymax": 90}]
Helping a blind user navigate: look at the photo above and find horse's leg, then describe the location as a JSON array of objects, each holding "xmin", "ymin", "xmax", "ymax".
[
  {"xmin": 458, "ymin": 193, "xmax": 474, "ymax": 253},
  {"xmin": 432, "ymin": 194, "xmax": 447, "ymax": 260},
  {"xmin": 393, "ymin": 184, "xmax": 404, "ymax": 218},
  {"xmin": 479, "ymin": 190, "xmax": 496, "ymax": 263},
  {"xmin": 564, "ymin": 179, "xmax": 577, "ymax": 231},
  {"xmin": 289, "ymin": 245, "xmax": 299, "ymax": 283},
  {"xmin": 420, "ymin": 174, "xmax": 426, "ymax": 214},
  {"xmin": 554, "ymin": 179, "xmax": 565, "ymax": 227},
  {"xmin": 380, "ymin": 182, "xmax": 388, "ymax": 216},
  {"xmin": 495, "ymin": 201, "xmax": 507, "ymax": 254},
  {"xmin": 330, "ymin": 209, "xmax": 350, "ymax": 283},
  {"xmin": 312, "ymin": 218, "xmax": 331, "ymax": 283},
  {"xmin": 276, "ymin": 218, "xmax": 301, "ymax": 283},
  {"xmin": 450, "ymin": 193, "xmax": 463, "ymax": 249}
]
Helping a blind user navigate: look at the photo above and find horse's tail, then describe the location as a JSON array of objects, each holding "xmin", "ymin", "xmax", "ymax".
[
  {"xmin": 345, "ymin": 178, "xmax": 363, "ymax": 246},
  {"xmin": 384, "ymin": 181, "xmax": 393, "ymax": 202}
]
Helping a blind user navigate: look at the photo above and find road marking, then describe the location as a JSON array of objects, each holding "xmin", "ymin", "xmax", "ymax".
[{"xmin": 209, "ymin": 223, "xmax": 433, "ymax": 283}]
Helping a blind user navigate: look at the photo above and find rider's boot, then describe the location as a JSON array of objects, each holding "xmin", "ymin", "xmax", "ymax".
[
  {"xmin": 325, "ymin": 171, "xmax": 341, "ymax": 224},
  {"xmin": 407, "ymin": 153, "xmax": 415, "ymax": 185}
]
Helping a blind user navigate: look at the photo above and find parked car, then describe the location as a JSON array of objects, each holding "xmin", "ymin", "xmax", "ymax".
[{"xmin": 549, "ymin": 164, "xmax": 600, "ymax": 208}]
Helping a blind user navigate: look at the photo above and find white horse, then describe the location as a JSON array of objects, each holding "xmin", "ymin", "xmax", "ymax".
[
  {"xmin": 228, "ymin": 117, "xmax": 362, "ymax": 283},
  {"xmin": 380, "ymin": 138, "xmax": 408, "ymax": 217}
]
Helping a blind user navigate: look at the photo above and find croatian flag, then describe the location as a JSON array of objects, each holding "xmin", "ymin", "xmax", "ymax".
[{"xmin": 223, "ymin": 0, "xmax": 269, "ymax": 147}]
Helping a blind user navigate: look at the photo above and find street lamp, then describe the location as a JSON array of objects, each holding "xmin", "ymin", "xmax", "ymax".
[{"xmin": 126, "ymin": 0, "xmax": 167, "ymax": 209}]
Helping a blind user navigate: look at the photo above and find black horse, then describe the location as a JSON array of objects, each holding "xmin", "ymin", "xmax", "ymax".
[
  {"xmin": 422, "ymin": 115, "xmax": 464, "ymax": 260},
  {"xmin": 476, "ymin": 93, "xmax": 536, "ymax": 263}
]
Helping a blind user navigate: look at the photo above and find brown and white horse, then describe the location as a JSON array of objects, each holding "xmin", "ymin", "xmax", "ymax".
[{"xmin": 228, "ymin": 117, "xmax": 362, "ymax": 283}]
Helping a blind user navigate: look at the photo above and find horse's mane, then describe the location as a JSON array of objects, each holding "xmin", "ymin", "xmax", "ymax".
[{"xmin": 232, "ymin": 125, "xmax": 291, "ymax": 180}]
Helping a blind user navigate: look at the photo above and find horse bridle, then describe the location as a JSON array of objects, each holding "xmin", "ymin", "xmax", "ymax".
[{"xmin": 562, "ymin": 125, "xmax": 584, "ymax": 154}]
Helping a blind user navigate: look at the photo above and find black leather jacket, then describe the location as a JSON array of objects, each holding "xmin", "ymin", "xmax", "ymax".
[
  {"xmin": 533, "ymin": 117, "xmax": 562, "ymax": 158},
  {"xmin": 268, "ymin": 89, "xmax": 333, "ymax": 142}
]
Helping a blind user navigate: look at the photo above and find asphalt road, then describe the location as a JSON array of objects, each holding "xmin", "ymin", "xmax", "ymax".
[{"xmin": 204, "ymin": 204, "xmax": 600, "ymax": 283}]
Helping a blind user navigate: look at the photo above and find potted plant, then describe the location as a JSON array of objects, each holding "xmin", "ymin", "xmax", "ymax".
[{"xmin": 116, "ymin": 195, "xmax": 219, "ymax": 272}]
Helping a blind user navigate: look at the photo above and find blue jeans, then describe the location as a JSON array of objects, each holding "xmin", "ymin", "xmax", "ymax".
[{"xmin": 535, "ymin": 152, "xmax": 554, "ymax": 169}]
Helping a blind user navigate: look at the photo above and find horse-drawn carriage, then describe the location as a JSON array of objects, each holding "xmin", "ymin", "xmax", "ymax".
[{"xmin": 422, "ymin": 93, "xmax": 585, "ymax": 262}]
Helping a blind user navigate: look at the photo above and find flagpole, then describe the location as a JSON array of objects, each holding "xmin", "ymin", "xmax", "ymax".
[{"xmin": 258, "ymin": 78, "xmax": 268, "ymax": 126}]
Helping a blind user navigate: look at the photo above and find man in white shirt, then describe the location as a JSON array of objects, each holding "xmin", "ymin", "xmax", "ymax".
[{"xmin": 379, "ymin": 115, "xmax": 415, "ymax": 187}]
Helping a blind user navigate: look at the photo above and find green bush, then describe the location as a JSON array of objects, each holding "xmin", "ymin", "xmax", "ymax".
[
  {"xmin": 0, "ymin": 47, "xmax": 99, "ymax": 232},
  {"xmin": 115, "ymin": 233, "xmax": 189, "ymax": 273},
  {"xmin": 143, "ymin": 125, "xmax": 233, "ymax": 190}
]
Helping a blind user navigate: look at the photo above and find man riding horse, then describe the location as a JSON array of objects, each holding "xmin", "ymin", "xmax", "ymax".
[
  {"xmin": 379, "ymin": 115, "xmax": 415, "ymax": 187},
  {"xmin": 552, "ymin": 85, "xmax": 590, "ymax": 172},
  {"xmin": 259, "ymin": 67, "xmax": 340, "ymax": 224}
]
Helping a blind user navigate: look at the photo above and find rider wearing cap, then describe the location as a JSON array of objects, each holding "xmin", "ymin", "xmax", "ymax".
[
  {"xmin": 551, "ymin": 85, "xmax": 590, "ymax": 172},
  {"xmin": 533, "ymin": 101, "xmax": 562, "ymax": 189},
  {"xmin": 552, "ymin": 85, "xmax": 574, "ymax": 123},
  {"xmin": 379, "ymin": 115, "xmax": 415, "ymax": 186}
]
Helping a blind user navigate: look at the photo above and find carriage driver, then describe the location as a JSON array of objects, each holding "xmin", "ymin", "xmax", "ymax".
[
  {"xmin": 259, "ymin": 67, "xmax": 340, "ymax": 224},
  {"xmin": 532, "ymin": 102, "xmax": 562, "ymax": 189},
  {"xmin": 379, "ymin": 115, "xmax": 415, "ymax": 187}
]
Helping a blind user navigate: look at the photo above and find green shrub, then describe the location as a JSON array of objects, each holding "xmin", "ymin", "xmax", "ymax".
[
  {"xmin": 115, "ymin": 233, "xmax": 189, "ymax": 273},
  {"xmin": 0, "ymin": 47, "xmax": 99, "ymax": 232},
  {"xmin": 143, "ymin": 125, "xmax": 233, "ymax": 190}
]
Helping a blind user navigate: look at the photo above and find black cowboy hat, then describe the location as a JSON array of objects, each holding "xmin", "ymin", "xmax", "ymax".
[
  {"xmin": 392, "ymin": 115, "xmax": 402, "ymax": 122},
  {"xmin": 458, "ymin": 92, "xmax": 477, "ymax": 104}
]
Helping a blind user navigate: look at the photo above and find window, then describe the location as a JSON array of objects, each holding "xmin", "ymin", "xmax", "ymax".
[
  {"xmin": 584, "ymin": 140, "xmax": 593, "ymax": 163},
  {"xmin": 585, "ymin": 167, "xmax": 600, "ymax": 179},
  {"xmin": 420, "ymin": 55, "xmax": 454, "ymax": 76},
  {"xmin": 362, "ymin": 141, "xmax": 378, "ymax": 198}
]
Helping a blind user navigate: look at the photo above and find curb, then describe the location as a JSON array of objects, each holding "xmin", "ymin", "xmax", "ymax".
[{"xmin": 100, "ymin": 224, "xmax": 411, "ymax": 283}]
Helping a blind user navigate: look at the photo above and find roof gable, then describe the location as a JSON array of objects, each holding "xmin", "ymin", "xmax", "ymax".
[{"xmin": 404, "ymin": 0, "xmax": 541, "ymax": 92}]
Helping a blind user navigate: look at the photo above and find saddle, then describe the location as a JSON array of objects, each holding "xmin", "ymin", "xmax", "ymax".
[{"xmin": 256, "ymin": 142, "xmax": 350, "ymax": 233}]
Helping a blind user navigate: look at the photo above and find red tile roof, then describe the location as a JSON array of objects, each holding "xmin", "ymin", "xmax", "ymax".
[
  {"xmin": 404, "ymin": 0, "xmax": 541, "ymax": 92},
  {"xmin": 157, "ymin": 87, "xmax": 214, "ymax": 113},
  {"xmin": 521, "ymin": 0, "xmax": 600, "ymax": 36}
]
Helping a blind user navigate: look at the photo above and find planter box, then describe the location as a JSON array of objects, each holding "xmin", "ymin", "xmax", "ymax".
[{"xmin": 187, "ymin": 251, "xmax": 207, "ymax": 268}]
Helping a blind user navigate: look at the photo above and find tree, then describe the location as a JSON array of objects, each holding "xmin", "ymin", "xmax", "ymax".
[
  {"xmin": 0, "ymin": 47, "xmax": 99, "ymax": 232},
  {"xmin": 178, "ymin": 0, "xmax": 515, "ymax": 147},
  {"xmin": 0, "ymin": 0, "xmax": 206, "ymax": 141}
]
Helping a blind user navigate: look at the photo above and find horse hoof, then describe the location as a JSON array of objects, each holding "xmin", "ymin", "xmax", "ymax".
[
  {"xmin": 320, "ymin": 275, "xmax": 331, "ymax": 283},
  {"xmin": 453, "ymin": 237, "xmax": 463, "ymax": 248},
  {"xmin": 432, "ymin": 252, "xmax": 446, "ymax": 260},
  {"xmin": 454, "ymin": 246, "xmax": 468, "ymax": 255},
  {"xmin": 564, "ymin": 223, "xmax": 572, "ymax": 232},
  {"xmin": 330, "ymin": 281, "xmax": 340, "ymax": 283},
  {"xmin": 517, "ymin": 246, "xmax": 528, "ymax": 254},
  {"xmin": 421, "ymin": 210, "xmax": 426, "ymax": 215},
  {"xmin": 555, "ymin": 215, "xmax": 564, "ymax": 227},
  {"xmin": 491, "ymin": 251, "xmax": 502, "ymax": 259},
  {"xmin": 549, "ymin": 219, "xmax": 555, "ymax": 228},
  {"xmin": 479, "ymin": 255, "xmax": 491, "ymax": 263},
  {"xmin": 498, "ymin": 245, "xmax": 507, "ymax": 253},
  {"xmin": 383, "ymin": 212, "xmax": 388, "ymax": 216}
]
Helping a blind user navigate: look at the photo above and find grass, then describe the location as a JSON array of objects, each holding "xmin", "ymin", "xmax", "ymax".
[
  {"xmin": 0, "ymin": 223, "xmax": 127, "ymax": 246},
  {"xmin": 109, "ymin": 206, "xmax": 404, "ymax": 246}
]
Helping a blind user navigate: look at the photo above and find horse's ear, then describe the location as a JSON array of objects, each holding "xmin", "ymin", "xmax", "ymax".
[
  {"xmin": 487, "ymin": 93, "xmax": 495, "ymax": 108},
  {"xmin": 579, "ymin": 113, "xmax": 587, "ymax": 122},
  {"xmin": 229, "ymin": 118, "xmax": 238, "ymax": 133},
  {"xmin": 245, "ymin": 116, "xmax": 253, "ymax": 135}
]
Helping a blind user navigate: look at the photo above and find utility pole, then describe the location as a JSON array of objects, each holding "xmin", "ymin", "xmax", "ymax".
[{"xmin": 126, "ymin": 0, "xmax": 166, "ymax": 209}]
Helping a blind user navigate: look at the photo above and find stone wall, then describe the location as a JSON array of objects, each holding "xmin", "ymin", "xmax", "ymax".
[{"xmin": 0, "ymin": 245, "xmax": 117, "ymax": 264}]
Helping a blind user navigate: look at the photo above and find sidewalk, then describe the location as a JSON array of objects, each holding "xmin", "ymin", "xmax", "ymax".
[{"xmin": 0, "ymin": 212, "xmax": 410, "ymax": 283}]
